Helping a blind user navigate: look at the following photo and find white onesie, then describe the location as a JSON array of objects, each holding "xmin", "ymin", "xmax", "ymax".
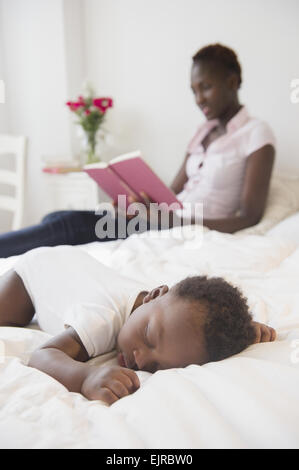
[{"xmin": 14, "ymin": 246, "xmax": 147, "ymax": 358}]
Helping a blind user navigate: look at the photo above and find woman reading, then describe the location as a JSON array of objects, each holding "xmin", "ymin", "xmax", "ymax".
[{"xmin": 0, "ymin": 43, "xmax": 275, "ymax": 257}]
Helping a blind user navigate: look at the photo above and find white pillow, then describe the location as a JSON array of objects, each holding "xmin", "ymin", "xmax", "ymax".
[
  {"xmin": 237, "ymin": 171, "xmax": 299, "ymax": 236},
  {"xmin": 267, "ymin": 212, "xmax": 299, "ymax": 245}
]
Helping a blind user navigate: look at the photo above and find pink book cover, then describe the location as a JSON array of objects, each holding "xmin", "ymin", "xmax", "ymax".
[
  {"xmin": 84, "ymin": 151, "xmax": 183, "ymax": 209},
  {"xmin": 83, "ymin": 165, "xmax": 138, "ymax": 204},
  {"xmin": 110, "ymin": 151, "xmax": 183, "ymax": 209}
]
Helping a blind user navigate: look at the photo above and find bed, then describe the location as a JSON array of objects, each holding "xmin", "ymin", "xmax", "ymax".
[{"xmin": 0, "ymin": 171, "xmax": 299, "ymax": 449}]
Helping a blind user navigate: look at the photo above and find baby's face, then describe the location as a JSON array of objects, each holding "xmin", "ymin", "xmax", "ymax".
[{"xmin": 116, "ymin": 287, "xmax": 208, "ymax": 373}]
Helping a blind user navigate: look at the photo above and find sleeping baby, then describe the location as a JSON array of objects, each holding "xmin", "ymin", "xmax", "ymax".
[{"xmin": 0, "ymin": 246, "xmax": 276, "ymax": 405}]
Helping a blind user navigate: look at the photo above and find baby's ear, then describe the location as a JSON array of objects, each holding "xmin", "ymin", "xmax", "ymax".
[{"xmin": 143, "ymin": 285, "xmax": 169, "ymax": 303}]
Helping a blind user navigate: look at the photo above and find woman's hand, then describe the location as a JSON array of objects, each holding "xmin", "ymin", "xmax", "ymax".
[
  {"xmin": 128, "ymin": 191, "xmax": 154, "ymax": 220},
  {"xmin": 128, "ymin": 192, "xmax": 173, "ymax": 226},
  {"xmin": 112, "ymin": 192, "xmax": 155, "ymax": 222},
  {"xmin": 113, "ymin": 192, "xmax": 177, "ymax": 228},
  {"xmin": 81, "ymin": 365, "xmax": 140, "ymax": 405},
  {"xmin": 111, "ymin": 193, "xmax": 147, "ymax": 221},
  {"xmin": 252, "ymin": 321, "xmax": 276, "ymax": 343}
]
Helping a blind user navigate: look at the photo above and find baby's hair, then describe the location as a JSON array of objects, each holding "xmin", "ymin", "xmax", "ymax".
[
  {"xmin": 192, "ymin": 43, "xmax": 242, "ymax": 89},
  {"xmin": 173, "ymin": 276, "xmax": 255, "ymax": 362}
]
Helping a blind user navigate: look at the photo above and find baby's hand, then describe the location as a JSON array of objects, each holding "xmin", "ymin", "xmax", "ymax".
[
  {"xmin": 81, "ymin": 365, "xmax": 140, "ymax": 405},
  {"xmin": 252, "ymin": 321, "xmax": 277, "ymax": 343}
]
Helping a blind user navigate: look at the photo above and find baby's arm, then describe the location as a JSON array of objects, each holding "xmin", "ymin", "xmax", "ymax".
[{"xmin": 28, "ymin": 327, "xmax": 140, "ymax": 405}]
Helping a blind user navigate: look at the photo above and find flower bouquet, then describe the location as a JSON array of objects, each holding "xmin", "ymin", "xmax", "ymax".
[{"xmin": 66, "ymin": 88, "xmax": 113, "ymax": 164}]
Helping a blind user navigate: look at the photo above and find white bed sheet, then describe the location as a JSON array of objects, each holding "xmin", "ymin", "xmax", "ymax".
[{"xmin": 0, "ymin": 226, "xmax": 299, "ymax": 449}]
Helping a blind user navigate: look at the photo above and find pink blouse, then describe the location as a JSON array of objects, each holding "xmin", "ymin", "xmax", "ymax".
[{"xmin": 176, "ymin": 106, "xmax": 276, "ymax": 219}]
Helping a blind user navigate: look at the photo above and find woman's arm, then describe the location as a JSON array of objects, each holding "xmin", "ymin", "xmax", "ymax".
[
  {"xmin": 194, "ymin": 144, "xmax": 275, "ymax": 233},
  {"xmin": 170, "ymin": 152, "xmax": 190, "ymax": 194},
  {"xmin": 137, "ymin": 144, "xmax": 275, "ymax": 234}
]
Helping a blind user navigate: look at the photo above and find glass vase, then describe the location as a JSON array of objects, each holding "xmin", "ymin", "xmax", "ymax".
[{"xmin": 80, "ymin": 132, "xmax": 101, "ymax": 165}]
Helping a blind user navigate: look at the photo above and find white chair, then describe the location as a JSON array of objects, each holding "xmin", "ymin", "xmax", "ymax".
[{"xmin": 0, "ymin": 134, "xmax": 27, "ymax": 231}]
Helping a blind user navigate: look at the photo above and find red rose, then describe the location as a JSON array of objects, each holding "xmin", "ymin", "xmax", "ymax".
[
  {"xmin": 93, "ymin": 97, "xmax": 113, "ymax": 113},
  {"xmin": 66, "ymin": 101, "xmax": 84, "ymax": 112}
]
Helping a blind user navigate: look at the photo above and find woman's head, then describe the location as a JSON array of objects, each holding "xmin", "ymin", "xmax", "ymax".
[
  {"xmin": 190, "ymin": 43, "xmax": 242, "ymax": 120},
  {"xmin": 116, "ymin": 275, "xmax": 255, "ymax": 373}
]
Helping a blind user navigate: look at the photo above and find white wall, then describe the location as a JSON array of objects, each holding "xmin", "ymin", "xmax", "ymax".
[
  {"xmin": 62, "ymin": 0, "xmax": 87, "ymax": 155},
  {"xmin": 84, "ymin": 0, "xmax": 299, "ymax": 182},
  {"xmin": 0, "ymin": 29, "xmax": 10, "ymax": 231},
  {"xmin": 0, "ymin": 0, "xmax": 73, "ymax": 225},
  {"xmin": 0, "ymin": 0, "xmax": 298, "ymax": 226},
  {"xmin": 0, "ymin": 22, "xmax": 7, "ymax": 134}
]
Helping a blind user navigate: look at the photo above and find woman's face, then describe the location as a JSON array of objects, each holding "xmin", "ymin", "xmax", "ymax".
[{"xmin": 190, "ymin": 61, "xmax": 238, "ymax": 121}]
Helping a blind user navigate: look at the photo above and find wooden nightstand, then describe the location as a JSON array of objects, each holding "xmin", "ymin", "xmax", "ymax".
[{"xmin": 43, "ymin": 171, "xmax": 100, "ymax": 211}]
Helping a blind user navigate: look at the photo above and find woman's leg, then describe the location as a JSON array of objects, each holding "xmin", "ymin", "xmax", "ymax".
[
  {"xmin": 0, "ymin": 208, "xmax": 152, "ymax": 258},
  {"xmin": 0, "ymin": 210, "xmax": 116, "ymax": 258},
  {"xmin": 0, "ymin": 269, "xmax": 35, "ymax": 327}
]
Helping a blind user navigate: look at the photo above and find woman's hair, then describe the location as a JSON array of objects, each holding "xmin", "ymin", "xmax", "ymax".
[
  {"xmin": 173, "ymin": 275, "xmax": 255, "ymax": 362},
  {"xmin": 192, "ymin": 43, "xmax": 242, "ymax": 88}
]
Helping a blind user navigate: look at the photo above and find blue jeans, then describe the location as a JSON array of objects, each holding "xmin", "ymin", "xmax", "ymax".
[{"xmin": 0, "ymin": 210, "xmax": 149, "ymax": 258}]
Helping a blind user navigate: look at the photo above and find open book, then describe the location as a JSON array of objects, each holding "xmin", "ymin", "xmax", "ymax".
[{"xmin": 83, "ymin": 150, "xmax": 183, "ymax": 209}]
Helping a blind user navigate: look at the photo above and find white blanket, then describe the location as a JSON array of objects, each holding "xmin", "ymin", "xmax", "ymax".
[{"xmin": 0, "ymin": 227, "xmax": 299, "ymax": 449}]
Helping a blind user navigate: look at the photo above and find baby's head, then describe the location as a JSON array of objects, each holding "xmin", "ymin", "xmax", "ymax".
[{"xmin": 116, "ymin": 276, "xmax": 255, "ymax": 373}]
